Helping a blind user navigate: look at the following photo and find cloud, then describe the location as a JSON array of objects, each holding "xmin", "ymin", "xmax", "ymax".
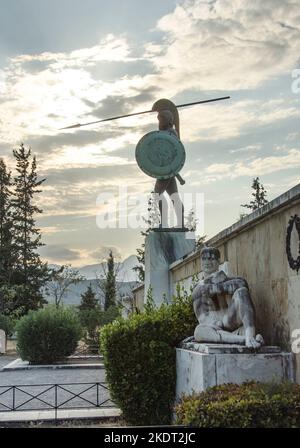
[
  {"xmin": 89, "ymin": 246, "xmax": 122, "ymax": 262},
  {"xmin": 0, "ymin": 33, "xmax": 153, "ymax": 146},
  {"xmin": 188, "ymin": 148, "xmax": 300, "ymax": 185},
  {"xmin": 82, "ymin": 86, "xmax": 158, "ymax": 119},
  {"xmin": 38, "ymin": 244, "xmax": 82, "ymax": 262},
  {"xmin": 1, "ymin": 2, "xmax": 299, "ymax": 162},
  {"xmin": 286, "ymin": 132, "xmax": 300, "ymax": 141},
  {"xmin": 179, "ymin": 98, "xmax": 300, "ymax": 143},
  {"xmin": 146, "ymin": 0, "xmax": 300, "ymax": 93},
  {"xmin": 11, "ymin": 34, "xmax": 133, "ymax": 67},
  {"xmin": 230, "ymin": 144, "xmax": 262, "ymax": 154},
  {"xmin": 33, "ymin": 164, "xmax": 150, "ymax": 219}
]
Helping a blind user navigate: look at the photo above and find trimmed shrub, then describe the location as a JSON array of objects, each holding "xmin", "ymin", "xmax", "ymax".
[
  {"xmin": 175, "ymin": 381, "xmax": 300, "ymax": 428},
  {"xmin": 16, "ymin": 306, "xmax": 82, "ymax": 364},
  {"xmin": 100, "ymin": 290, "xmax": 197, "ymax": 426}
]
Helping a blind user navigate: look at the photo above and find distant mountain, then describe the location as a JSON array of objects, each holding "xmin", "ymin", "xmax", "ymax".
[
  {"xmin": 45, "ymin": 255, "xmax": 141, "ymax": 306},
  {"xmin": 47, "ymin": 255, "xmax": 140, "ymax": 282},
  {"xmin": 78, "ymin": 255, "xmax": 139, "ymax": 282},
  {"xmin": 46, "ymin": 279, "xmax": 139, "ymax": 307}
]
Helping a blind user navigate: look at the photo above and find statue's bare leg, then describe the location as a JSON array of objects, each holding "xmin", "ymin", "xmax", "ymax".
[
  {"xmin": 194, "ymin": 324, "xmax": 245, "ymax": 344},
  {"xmin": 166, "ymin": 178, "xmax": 184, "ymax": 227},
  {"xmin": 154, "ymin": 178, "xmax": 184, "ymax": 227},
  {"xmin": 154, "ymin": 180, "xmax": 169, "ymax": 227},
  {"xmin": 222, "ymin": 287, "xmax": 264, "ymax": 348}
]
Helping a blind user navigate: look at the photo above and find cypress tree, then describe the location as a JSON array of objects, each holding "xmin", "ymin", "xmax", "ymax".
[
  {"xmin": 79, "ymin": 284, "xmax": 99, "ymax": 311},
  {"xmin": 11, "ymin": 144, "xmax": 48, "ymax": 312},
  {"xmin": 0, "ymin": 159, "xmax": 14, "ymax": 284},
  {"xmin": 104, "ymin": 250, "xmax": 116, "ymax": 311}
]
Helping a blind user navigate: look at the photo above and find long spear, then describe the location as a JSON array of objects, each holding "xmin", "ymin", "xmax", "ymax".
[{"xmin": 59, "ymin": 95, "xmax": 230, "ymax": 130}]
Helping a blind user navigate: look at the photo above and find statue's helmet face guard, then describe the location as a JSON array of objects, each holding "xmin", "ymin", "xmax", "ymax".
[{"xmin": 158, "ymin": 110, "xmax": 174, "ymax": 127}]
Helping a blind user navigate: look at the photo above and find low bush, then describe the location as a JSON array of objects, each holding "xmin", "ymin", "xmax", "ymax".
[
  {"xmin": 16, "ymin": 306, "xmax": 82, "ymax": 364},
  {"xmin": 175, "ymin": 381, "xmax": 300, "ymax": 428},
  {"xmin": 100, "ymin": 287, "xmax": 197, "ymax": 426}
]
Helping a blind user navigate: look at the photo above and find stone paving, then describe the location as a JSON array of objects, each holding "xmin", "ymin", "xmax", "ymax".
[
  {"xmin": 0, "ymin": 355, "xmax": 116, "ymax": 418},
  {"xmin": 0, "ymin": 356, "xmax": 16, "ymax": 370},
  {"xmin": 0, "ymin": 407, "xmax": 121, "ymax": 424}
]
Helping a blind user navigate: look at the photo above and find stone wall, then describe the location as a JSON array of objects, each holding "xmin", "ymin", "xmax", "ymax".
[{"xmin": 132, "ymin": 283, "xmax": 145, "ymax": 312}]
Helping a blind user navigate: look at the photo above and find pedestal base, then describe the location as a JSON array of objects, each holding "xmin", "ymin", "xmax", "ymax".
[
  {"xmin": 144, "ymin": 230, "xmax": 195, "ymax": 306},
  {"xmin": 0, "ymin": 329, "xmax": 6, "ymax": 354},
  {"xmin": 176, "ymin": 343, "xmax": 294, "ymax": 400}
]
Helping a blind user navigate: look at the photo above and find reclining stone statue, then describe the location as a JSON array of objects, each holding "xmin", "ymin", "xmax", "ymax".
[{"xmin": 186, "ymin": 247, "xmax": 264, "ymax": 349}]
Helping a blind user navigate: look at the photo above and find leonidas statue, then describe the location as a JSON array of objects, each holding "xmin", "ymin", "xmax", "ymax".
[{"xmin": 189, "ymin": 247, "xmax": 264, "ymax": 349}]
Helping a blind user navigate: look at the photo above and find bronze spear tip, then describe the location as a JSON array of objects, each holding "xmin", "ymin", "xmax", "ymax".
[{"xmin": 59, "ymin": 123, "xmax": 81, "ymax": 130}]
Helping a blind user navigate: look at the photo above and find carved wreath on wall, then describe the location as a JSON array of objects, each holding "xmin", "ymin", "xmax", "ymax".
[{"xmin": 286, "ymin": 214, "xmax": 300, "ymax": 273}]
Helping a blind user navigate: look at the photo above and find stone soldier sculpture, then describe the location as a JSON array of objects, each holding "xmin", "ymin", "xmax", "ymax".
[
  {"xmin": 136, "ymin": 99, "xmax": 186, "ymax": 228},
  {"xmin": 187, "ymin": 246, "xmax": 264, "ymax": 349},
  {"xmin": 59, "ymin": 96, "xmax": 230, "ymax": 228}
]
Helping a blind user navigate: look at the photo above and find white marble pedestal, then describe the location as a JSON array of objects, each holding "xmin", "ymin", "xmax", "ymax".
[
  {"xmin": 144, "ymin": 230, "xmax": 195, "ymax": 306},
  {"xmin": 0, "ymin": 329, "xmax": 6, "ymax": 354},
  {"xmin": 176, "ymin": 343, "xmax": 294, "ymax": 400}
]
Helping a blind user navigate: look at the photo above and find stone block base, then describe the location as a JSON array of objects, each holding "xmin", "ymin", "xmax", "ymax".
[
  {"xmin": 176, "ymin": 343, "xmax": 294, "ymax": 400},
  {"xmin": 144, "ymin": 230, "xmax": 195, "ymax": 306}
]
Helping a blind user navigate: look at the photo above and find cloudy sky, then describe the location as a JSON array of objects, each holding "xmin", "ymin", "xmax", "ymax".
[{"xmin": 1, "ymin": 0, "xmax": 300, "ymax": 267}]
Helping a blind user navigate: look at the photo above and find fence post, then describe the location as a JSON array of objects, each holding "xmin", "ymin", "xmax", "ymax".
[
  {"xmin": 55, "ymin": 385, "xmax": 58, "ymax": 422},
  {"xmin": 13, "ymin": 387, "xmax": 15, "ymax": 411}
]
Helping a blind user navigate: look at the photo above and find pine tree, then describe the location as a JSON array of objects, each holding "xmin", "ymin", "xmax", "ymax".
[
  {"xmin": 79, "ymin": 284, "xmax": 99, "ymax": 311},
  {"xmin": 0, "ymin": 159, "xmax": 14, "ymax": 284},
  {"xmin": 11, "ymin": 144, "xmax": 48, "ymax": 312},
  {"xmin": 104, "ymin": 250, "xmax": 116, "ymax": 311},
  {"xmin": 241, "ymin": 177, "xmax": 268, "ymax": 212}
]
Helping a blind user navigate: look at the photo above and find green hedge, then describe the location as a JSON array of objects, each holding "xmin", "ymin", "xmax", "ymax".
[
  {"xmin": 16, "ymin": 306, "xmax": 82, "ymax": 364},
  {"xmin": 100, "ymin": 291, "xmax": 197, "ymax": 425},
  {"xmin": 175, "ymin": 382, "xmax": 300, "ymax": 428}
]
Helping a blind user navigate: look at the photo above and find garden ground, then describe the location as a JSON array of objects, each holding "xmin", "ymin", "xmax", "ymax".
[{"xmin": 0, "ymin": 340, "xmax": 122, "ymax": 427}]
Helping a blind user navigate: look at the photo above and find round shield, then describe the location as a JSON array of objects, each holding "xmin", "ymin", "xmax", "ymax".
[{"xmin": 135, "ymin": 131, "xmax": 185, "ymax": 180}]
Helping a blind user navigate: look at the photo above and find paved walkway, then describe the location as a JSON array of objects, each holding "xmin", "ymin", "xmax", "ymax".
[
  {"xmin": 0, "ymin": 356, "xmax": 15, "ymax": 370},
  {"xmin": 0, "ymin": 364, "xmax": 106, "ymax": 384},
  {"xmin": 0, "ymin": 407, "xmax": 121, "ymax": 424},
  {"xmin": 2, "ymin": 358, "xmax": 104, "ymax": 371},
  {"xmin": 0, "ymin": 355, "xmax": 119, "ymax": 422}
]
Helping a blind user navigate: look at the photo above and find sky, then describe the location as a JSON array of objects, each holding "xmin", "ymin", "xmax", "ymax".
[{"xmin": 0, "ymin": 0, "xmax": 300, "ymax": 267}]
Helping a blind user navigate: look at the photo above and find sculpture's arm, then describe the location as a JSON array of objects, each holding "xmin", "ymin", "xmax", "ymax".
[
  {"xmin": 222, "ymin": 277, "xmax": 248, "ymax": 295},
  {"xmin": 192, "ymin": 282, "xmax": 223, "ymax": 323}
]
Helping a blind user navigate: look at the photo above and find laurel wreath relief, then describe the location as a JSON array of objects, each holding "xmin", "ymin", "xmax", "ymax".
[{"xmin": 286, "ymin": 214, "xmax": 300, "ymax": 273}]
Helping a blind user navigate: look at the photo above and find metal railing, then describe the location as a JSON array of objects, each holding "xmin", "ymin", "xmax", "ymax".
[{"xmin": 0, "ymin": 382, "xmax": 116, "ymax": 420}]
